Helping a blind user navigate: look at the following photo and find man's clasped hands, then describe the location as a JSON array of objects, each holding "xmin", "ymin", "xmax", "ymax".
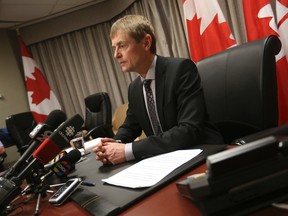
[{"xmin": 92, "ymin": 138, "xmax": 126, "ymax": 165}]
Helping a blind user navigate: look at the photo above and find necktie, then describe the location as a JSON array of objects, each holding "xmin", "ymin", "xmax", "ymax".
[{"xmin": 143, "ymin": 79, "xmax": 162, "ymax": 135}]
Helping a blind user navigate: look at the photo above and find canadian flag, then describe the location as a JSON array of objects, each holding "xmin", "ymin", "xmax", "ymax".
[
  {"xmin": 276, "ymin": 0, "xmax": 288, "ymax": 60},
  {"xmin": 243, "ymin": 0, "xmax": 288, "ymax": 125},
  {"xmin": 18, "ymin": 36, "xmax": 62, "ymax": 123},
  {"xmin": 182, "ymin": 0, "xmax": 236, "ymax": 63}
]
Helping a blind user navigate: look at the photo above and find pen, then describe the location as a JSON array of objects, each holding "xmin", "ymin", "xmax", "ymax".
[
  {"xmin": 81, "ymin": 181, "xmax": 96, "ymax": 186},
  {"xmin": 49, "ymin": 183, "xmax": 65, "ymax": 188}
]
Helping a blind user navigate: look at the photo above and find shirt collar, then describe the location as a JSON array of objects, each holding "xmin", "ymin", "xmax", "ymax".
[{"xmin": 141, "ymin": 55, "xmax": 157, "ymax": 82}]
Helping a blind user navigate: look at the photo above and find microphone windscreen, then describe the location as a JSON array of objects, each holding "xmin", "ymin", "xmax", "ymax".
[
  {"xmin": 51, "ymin": 149, "xmax": 81, "ymax": 177},
  {"xmin": 32, "ymin": 114, "xmax": 84, "ymax": 164},
  {"xmin": 44, "ymin": 110, "xmax": 67, "ymax": 128},
  {"xmin": 33, "ymin": 139, "xmax": 61, "ymax": 164},
  {"xmin": 58, "ymin": 149, "xmax": 81, "ymax": 165},
  {"xmin": 50, "ymin": 151, "xmax": 67, "ymax": 164}
]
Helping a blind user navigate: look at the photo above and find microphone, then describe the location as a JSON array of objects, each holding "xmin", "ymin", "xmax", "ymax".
[
  {"xmin": 0, "ymin": 114, "xmax": 83, "ymax": 214},
  {"xmin": 0, "ymin": 177, "xmax": 21, "ymax": 214},
  {"xmin": 11, "ymin": 114, "xmax": 84, "ymax": 186},
  {"xmin": 45, "ymin": 149, "xmax": 81, "ymax": 178},
  {"xmin": 4, "ymin": 110, "xmax": 67, "ymax": 179},
  {"xmin": 29, "ymin": 109, "xmax": 67, "ymax": 142}
]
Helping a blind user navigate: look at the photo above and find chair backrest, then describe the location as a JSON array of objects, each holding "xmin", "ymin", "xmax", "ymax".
[
  {"xmin": 112, "ymin": 103, "xmax": 128, "ymax": 134},
  {"xmin": 5, "ymin": 111, "xmax": 36, "ymax": 154},
  {"xmin": 84, "ymin": 92, "xmax": 112, "ymax": 131},
  {"xmin": 197, "ymin": 35, "xmax": 280, "ymax": 143},
  {"xmin": 111, "ymin": 103, "xmax": 146, "ymax": 140}
]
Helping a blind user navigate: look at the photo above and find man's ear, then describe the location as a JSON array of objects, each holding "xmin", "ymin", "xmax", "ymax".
[{"xmin": 143, "ymin": 34, "xmax": 152, "ymax": 49}]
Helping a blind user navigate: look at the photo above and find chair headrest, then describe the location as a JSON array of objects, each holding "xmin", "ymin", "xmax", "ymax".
[{"xmin": 84, "ymin": 92, "xmax": 109, "ymax": 112}]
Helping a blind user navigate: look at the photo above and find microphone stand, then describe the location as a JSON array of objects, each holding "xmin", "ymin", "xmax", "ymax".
[
  {"xmin": 34, "ymin": 193, "xmax": 41, "ymax": 216},
  {"xmin": 33, "ymin": 182, "xmax": 50, "ymax": 216},
  {"xmin": 28, "ymin": 167, "xmax": 55, "ymax": 216},
  {"xmin": 6, "ymin": 167, "xmax": 53, "ymax": 215}
]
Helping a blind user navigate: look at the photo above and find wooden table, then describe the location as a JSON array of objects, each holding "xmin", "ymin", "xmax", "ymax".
[{"xmin": 7, "ymin": 162, "xmax": 288, "ymax": 216}]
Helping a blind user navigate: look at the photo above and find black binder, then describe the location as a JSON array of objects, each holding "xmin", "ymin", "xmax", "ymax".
[{"xmin": 70, "ymin": 144, "xmax": 226, "ymax": 216}]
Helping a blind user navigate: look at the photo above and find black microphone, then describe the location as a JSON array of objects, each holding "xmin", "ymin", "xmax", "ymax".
[
  {"xmin": 4, "ymin": 110, "xmax": 67, "ymax": 179},
  {"xmin": 11, "ymin": 114, "xmax": 84, "ymax": 186},
  {"xmin": 0, "ymin": 114, "xmax": 84, "ymax": 213},
  {"xmin": 0, "ymin": 177, "xmax": 21, "ymax": 214},
  {"xmin": 43, "ymin": 149, "xmax": 81, "ymax": 179},
  {"xmin": 29, "ymin": 109, "xmax": 67, "ymax": 142}
]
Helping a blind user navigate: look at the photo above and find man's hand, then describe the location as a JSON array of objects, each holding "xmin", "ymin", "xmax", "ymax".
[
  {"xmin": 93, "ymin": 138, "xmax": 126, "ymax": 165},
  {"xmin": 101, "ymin": 142, "xmax": 126, "ymax": 165},
  {"xmin": 0, "ymin": 146, "xmax": 5, "ymax": 155}
]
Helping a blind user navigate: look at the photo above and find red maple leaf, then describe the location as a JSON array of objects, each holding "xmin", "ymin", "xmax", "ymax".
[
  {"xmin": 186, "ymin": 15, "xmax": 235, "ymax": 62},
  {"xmin": 243, "ymin": 0, "xmax": 278, "ymax": 40},
  {"xmin": 26, "ymin": 67, "xmax": 51, "ymax": 105},
  {"xmin": 200, "ymin": 15, "xmax": 236, "ymax": 58}
]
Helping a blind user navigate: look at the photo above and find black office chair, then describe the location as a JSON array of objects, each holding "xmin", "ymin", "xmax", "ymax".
[
  {"xmin": 5, "ymin": 111, "xmax": 36, "ymax": 155},
  {"xmin": 197, "ymin": 35, "xmax": 281, "ymax": 144},
  {"xmin": 83, "ymin": 92, "xmax": 114, "ymax": 140}
]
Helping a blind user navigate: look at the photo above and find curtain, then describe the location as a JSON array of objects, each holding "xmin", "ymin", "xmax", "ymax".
[{"xmin": 29, "ymin": 0, "xmax": 189, "ymax": 119}]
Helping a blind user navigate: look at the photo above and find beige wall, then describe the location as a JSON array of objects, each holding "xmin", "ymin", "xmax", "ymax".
[
  {"xmin": 0, "ymin": 29, "xmax": 29, "ymax": 164},
  {"xmin": 0, "ymin": 30, "xmax": 29, "ymax": 128}
]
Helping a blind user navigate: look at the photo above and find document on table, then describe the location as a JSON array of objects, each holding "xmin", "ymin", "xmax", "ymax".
[{"xmin": 102, "ymin": 149, "xmax": 203, "ymax": 188}]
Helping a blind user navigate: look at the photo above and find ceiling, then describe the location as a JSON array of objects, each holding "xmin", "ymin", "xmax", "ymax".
[{"xmin": 0, "ymin": 0, "xmax": 106, "ymax": 29}]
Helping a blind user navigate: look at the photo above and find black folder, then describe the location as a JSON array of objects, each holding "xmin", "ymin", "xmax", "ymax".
[{"xmin": 70, "ymin": 144, "xmax": 226, "ymax": 216}]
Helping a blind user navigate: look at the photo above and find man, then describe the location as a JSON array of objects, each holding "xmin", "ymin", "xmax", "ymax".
[
  {"xmin": 0, "ymin": 141, "xmax": 5, "ymax": 155},
  {"xmin": 93, "ymin": 15, "xmax": 223, "ymax": 165},
  {"xmin": 0, "ymin": 140, "xmax": 6, "ymax": 172}
]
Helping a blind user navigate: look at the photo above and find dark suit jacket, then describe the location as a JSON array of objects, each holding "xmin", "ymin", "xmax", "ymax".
[{"xmin": 114, "ymin": 56, "xmax": 223, "ymax": 160}]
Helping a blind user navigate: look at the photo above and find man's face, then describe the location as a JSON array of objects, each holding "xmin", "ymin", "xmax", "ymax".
[{"xmin": 111, "ymin": 30, "xmax": 147, "ymax": 73}]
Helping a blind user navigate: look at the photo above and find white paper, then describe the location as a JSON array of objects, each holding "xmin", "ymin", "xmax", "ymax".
[{"xmin": 102, "ymin": 149, "xmax": 202, "ymax": 188}]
